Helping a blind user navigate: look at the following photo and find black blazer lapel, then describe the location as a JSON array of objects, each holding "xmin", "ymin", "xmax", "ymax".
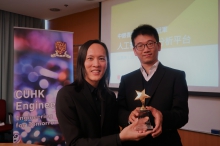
[
  {"xmin": 146, "ymin": 63, "xmax": 166, "ymax": 105},
  {"xmin": 133, "ymin": 70, "xmax": 145, "ymax": 92},
  {"xmin": 130, "ymin": 70, "xmax": 145, "ymax": 107}
]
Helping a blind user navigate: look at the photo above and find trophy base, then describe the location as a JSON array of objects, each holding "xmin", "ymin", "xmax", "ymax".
[{"xmin": 135, "ymin": 109, "xmax": 153, "ymax": 131}]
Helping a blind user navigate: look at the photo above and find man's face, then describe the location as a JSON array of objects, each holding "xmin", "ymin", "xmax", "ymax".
[
  {"xmin": 84, "ymin": 43, "xmax": 107, "ymax": 87},
  {"xmin": 133, "ymin": 34, "xmax": 161, "ymax": 66}
]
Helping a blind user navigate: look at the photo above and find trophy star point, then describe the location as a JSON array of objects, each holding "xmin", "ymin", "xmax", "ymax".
[{"xmin": 134, "ymin": 89, "xmax": 150, "ymax": 101}]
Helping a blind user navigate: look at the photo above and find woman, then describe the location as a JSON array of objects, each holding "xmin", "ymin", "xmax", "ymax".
[{"xmin": 56, "ymin": 40, "xmax": 151, "ymax": 146}]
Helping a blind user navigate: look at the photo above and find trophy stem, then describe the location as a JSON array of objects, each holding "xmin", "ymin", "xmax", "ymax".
[
  {"xmin": 140, "ymin": 105, "xmax": 146, "ymax": 110},
  {"xmin": 140, "ymin": 100, "xmax": 146, "ymax": 110}
]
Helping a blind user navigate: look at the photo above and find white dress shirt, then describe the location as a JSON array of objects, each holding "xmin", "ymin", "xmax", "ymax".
[{"xmin": 140, "ymin": 61, "xmax": 159, "ymax": 81}]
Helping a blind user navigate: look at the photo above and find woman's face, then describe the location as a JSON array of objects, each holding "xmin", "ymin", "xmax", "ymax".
[{"xmin": 84, "ymin": 43, "xmax": 107, "ymax": 87}]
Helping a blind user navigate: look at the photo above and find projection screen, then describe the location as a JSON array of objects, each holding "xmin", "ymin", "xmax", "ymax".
[{"xmin": 101, "ymin": 0, "xmax": 219, "ymax": 93}]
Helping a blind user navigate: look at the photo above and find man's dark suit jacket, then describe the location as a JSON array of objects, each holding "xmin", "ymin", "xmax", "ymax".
[
  {"xmin": 56, "ymin": 82, "xmax": 120, "ymax": 146},
  {"xmin": 117, "ymin": 63, "xmax": 189, "ymax": 146}
]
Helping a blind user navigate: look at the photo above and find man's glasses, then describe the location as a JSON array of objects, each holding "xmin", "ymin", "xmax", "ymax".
[{"xmin": 134, "ymin": 41, "xmax": 158, "ymax": 51}]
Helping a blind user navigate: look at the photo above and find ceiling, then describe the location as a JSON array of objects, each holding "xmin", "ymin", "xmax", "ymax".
[{"xmin": 0, "ymin": 0, "xmax": 106, "ymax": 20}]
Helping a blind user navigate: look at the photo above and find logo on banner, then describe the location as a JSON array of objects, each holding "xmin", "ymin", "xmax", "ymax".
[
  {"xmin": 51, "ymin": 41, "xmax": 71, "ymax": 58},
  {"xmin": 13, "ymin": 132, "xmax": 21, "ymax": 143}
]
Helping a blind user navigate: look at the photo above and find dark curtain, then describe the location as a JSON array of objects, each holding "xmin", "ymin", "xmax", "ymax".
[{"xmin": 0, "ymin": 9, "xmax": 45, "ymax": 119}]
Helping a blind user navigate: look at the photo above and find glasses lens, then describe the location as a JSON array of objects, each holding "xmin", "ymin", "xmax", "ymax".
[
  {"xmin": 136, "ymin": 44, "xmax": 144, "ymax": 51},
  {"xmin": 147, "ymin": 42, "xmax": 154, "ymax": 48},
  {"xmin": 147, "ymin": 41, "xmax": 155, "ymax": 48}
]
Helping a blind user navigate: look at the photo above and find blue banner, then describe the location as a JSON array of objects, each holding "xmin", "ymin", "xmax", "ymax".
[{"xmin": 13, "ymin": 27, "xmax": 73, "ymax": 145}]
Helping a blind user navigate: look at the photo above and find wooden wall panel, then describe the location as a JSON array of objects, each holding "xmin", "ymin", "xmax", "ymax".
[
  {"xmin": 48, "ymin": 7, "xmax": 220, "ymax": 146},
  {"xmin": 178, "ymin": 129, "xmax": 220, "ymax": 146},
  {"xmin": 48, "ymin": 8, "xmax": 99, "ymax": 79}
]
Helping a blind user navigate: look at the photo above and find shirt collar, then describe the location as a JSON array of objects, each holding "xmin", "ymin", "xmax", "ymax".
[
  {"xmin": 140, "ymin": 61, "xmax": 159, "ymax": 81},
  {"xmin": 140, "ymin": 61, "xmax": 159, "ymax": 73},
  {"xmin": 84, "ymin": 80, "xmax": 97, "ymax": 94}
]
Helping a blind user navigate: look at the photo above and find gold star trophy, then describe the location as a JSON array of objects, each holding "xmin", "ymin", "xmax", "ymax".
[{"xmin": 134, "ymin": 89, "xmax": 153, "ymax": 131}]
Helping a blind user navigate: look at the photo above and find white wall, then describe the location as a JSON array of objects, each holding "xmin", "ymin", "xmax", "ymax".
[{"xmin": 182, "ymin": 96, "xmax": 220, "ymax": 134}]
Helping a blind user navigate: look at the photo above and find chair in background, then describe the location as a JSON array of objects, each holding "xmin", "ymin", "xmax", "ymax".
[{"xmin": 0, "ymin": 99, "xmax": 13, "ymax": 142}]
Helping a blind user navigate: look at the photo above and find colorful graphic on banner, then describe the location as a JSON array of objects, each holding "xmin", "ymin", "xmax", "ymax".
[{"xmin": 13, "ymin": 27, "xmax": 73, "ymax": 145}]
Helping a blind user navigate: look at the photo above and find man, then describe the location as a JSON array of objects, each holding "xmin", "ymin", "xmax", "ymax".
[{"xmin": 117, "ymin": 24, "xmax": 189, "ymax": 146}]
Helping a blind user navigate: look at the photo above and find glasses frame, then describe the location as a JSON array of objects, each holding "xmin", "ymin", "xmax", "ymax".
[{"xmin": 134, "ymin": 41, "xmax": 158, "ymax": 51}]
